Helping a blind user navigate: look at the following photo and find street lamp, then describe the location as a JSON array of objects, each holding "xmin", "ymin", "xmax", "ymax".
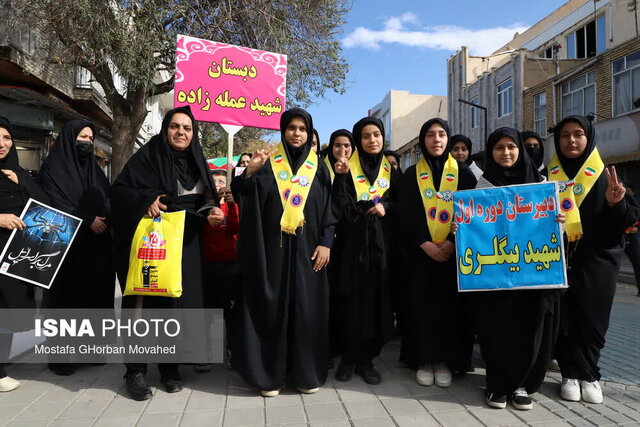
[{"xmin": 457, "ymin": 98, "xmax": 488, "ymax": 146}]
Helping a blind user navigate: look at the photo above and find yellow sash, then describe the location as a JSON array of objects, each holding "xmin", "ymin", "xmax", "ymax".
[
  {"xmin": 416, "ymin": 154, "xmax": 459, "ymax": 244},
  {"xmin": 324, "ymin": 155, "xmax": 335, "ymax": 182},
  {"xmin": 348, "ymin": 150, "xmax": 391, "ymax": 202},
  {"xmin": 548, "ymin": 148, "xmax": 604, "ymax": 242},
  {"xmin": 270, "ymin": 142, "xmax": 318, "ymax": 234}
]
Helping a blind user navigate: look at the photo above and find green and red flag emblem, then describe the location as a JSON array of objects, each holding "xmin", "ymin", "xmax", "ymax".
[
  {"xmin": 369, "ymin": 186, "xmax": 377, "ymax": 194},
  {"xmin": 274, "ymin": 154, "xmax": 283, "ymax": 163},
  {"xmin": 549, "ymin": 165, "xmax": 560, "ymax": 175},
  {"xmin": 445, "ymin": 173, "xmax": 455, "ymax": 182},
  {"xmin": 356, "ymin": 175, "xmax": 366, "ymax": 183},
  {"xmin": 584, "ymin": 167, "xmax": 596, "ymax": 177},
  {"xmin": 305, "ymin": 160, "xmax": 315, "ymax": 169},
  {"xmin": 383, "ymin": 163, "xmax": 390, "ymax": 173},
  {"xmin": 420, "ymin": 172, "xmax": 429, "ymax": 180}
]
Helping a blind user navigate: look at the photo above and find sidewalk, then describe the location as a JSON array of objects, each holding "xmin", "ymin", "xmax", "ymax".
[{"xmin": 0, "ymin": 284, "xmax": 638, "ymax": 427}]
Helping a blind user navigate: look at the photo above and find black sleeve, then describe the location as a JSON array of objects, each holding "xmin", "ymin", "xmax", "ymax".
[{"xmin": 397, "ymin": 165, "xmax": 432, "ymax": 247}]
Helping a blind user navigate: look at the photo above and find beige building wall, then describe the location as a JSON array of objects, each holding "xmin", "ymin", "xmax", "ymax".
[
  {"xmin": 390, "ymin": 91, "xmax": 447, "ymax": 151},
  {"xmin": 370, "ymin": 90, "xmax": 447, "ymax": 152}
]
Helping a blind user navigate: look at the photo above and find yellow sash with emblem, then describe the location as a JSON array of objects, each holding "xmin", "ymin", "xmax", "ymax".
[
  {"xmin": 548, "ymin": 148, "xmax": 604, "ymax": 242},
  {"xmin": 348, "ymin": 150, "xmax": 391, "ymax": 202},
  {"xmin": 324, "ymin": 155, "xmax": 335, "ymax": 182},
  {"xmin": 416, "ymin": 154, "xmax": 459, "ymax": 244},
  {"xmin": 270, "ymin": 143, "xmax": 318, "ymax": 234}
]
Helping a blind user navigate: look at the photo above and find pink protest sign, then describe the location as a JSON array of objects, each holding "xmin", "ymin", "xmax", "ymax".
[{"xmin": 174, "ymin": 35, "xmax": 287, "ymax": 129}]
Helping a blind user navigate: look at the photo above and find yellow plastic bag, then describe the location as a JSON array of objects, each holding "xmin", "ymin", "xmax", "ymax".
[{"xmin": 124, "ymin": 211, "xmax": 185, "ymax": 298}]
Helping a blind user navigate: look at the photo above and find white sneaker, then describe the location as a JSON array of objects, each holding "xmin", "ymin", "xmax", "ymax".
[
  {"xmin": 434, "ymin": 363, "xmax": 452, "ymax": 388},
  {"xmin": 580, "ymin": 380, "xmax": 603, "ymax": 404},
  {"xmin": 298, "ymin": 387, "xmax": 319, "ymax": 394},
  {"xmin": 0, "ymin": 376, "xmax": 20, "ymax": 392},
  {"xmin": 548, "ymin": 359, "xmax": 560, "ymax": 371},
  {"xmin": 560, "ymin": 378, "xmax": 580, "ymax": 402},
  {"xmin": 260, "ymin": 389, "xmax": 280, "ymax": 397},
  {"xmin": 416, "ymin": 365, "xmax": 434, "ymax": 386}
]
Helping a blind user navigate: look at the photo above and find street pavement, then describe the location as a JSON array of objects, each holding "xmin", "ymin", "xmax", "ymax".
[{"xmin": 0, "ymin": 283, "xmax": 638, "ymax": 427}]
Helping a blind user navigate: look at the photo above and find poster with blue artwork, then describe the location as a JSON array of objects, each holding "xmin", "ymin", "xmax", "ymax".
[
  {"xmin": 454, "ymin": 182, "xmax": 568, "ymax": 292},
  {"xmin": 0, "ymin": 199, "xmax": 82, "ymax": 289}
]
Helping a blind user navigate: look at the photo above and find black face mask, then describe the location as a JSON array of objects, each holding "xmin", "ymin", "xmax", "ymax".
[
  {"xmin": 76, "ymin": 140, "xmax": 94, "ymax": 159},
  {"xmin": 525, "ymin": 146, "xmax": 543, "ymax": 168}
]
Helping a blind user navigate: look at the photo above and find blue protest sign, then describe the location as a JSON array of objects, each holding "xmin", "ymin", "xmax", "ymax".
[{"xmin": 454, "ymin": 182, "xmax": 567, "ymax": 292}]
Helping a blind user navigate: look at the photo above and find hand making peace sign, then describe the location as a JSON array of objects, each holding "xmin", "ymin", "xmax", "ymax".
[
  {"xmin": 246, "ymin": 146, "xmax": 278, "ymax": 177},
  {"xmin": 604, "ymin": 166, "xmax": 626, "ymax": 206}
]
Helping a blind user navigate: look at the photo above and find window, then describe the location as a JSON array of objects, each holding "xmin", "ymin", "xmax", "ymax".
[
  {"xmin": 497, "ymin": 79, "xmax": 512, "ymax": 117},
  {"xmin": 566, "ymin": 15, "xmax": 606, "ymax": 59},
  {"xmin": 562, "ymin": 71, "xmax": 596, "ymax": 118},
  {"xmin": 470, "ymin": 96, "xmax": 479, "ymax": 128},
  {"xmin": 541, "ymin": 47, "xmax": 553, "ymax": 59},
  {"xmin": 9, "ymin": 27, "xmax": 37, "ymax": 54},
  {"xmin": 613, "ymin": 50, "xmax": 640, "ymax": 116},
  {"xmin": 534, "ymin": 93, "xmax": 547, "ymax": 136}
]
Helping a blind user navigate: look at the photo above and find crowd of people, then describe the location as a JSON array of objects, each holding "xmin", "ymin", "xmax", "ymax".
[{"xmin": 0, "ymin": 106, "xmax": 637, "ymax": 413}]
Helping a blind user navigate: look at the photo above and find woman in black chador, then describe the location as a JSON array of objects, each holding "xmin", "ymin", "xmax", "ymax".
[
  {"xmin": 0, "ymin": 118, "xmax": 49, "ymax": 391},
  {"xmin": 471, "ymin": 127, "xmax": 563, "ymax": 411},
  {"xmin": 398, "ymin": 118, "xmax": 476, "ymax": 389},
  {"xmin": 231, "ymin": 108, "xmax": 335, "ymax": 397},
  {"xmin": 550, "ymin": 116, "xmax": 638, "ymax": 405},
  {"xmin": 39, "ymin": 119, "xmax": 115, "ymax": 376},
  {"xmin": 331, "ymin": 117, "xmax": 398, "ymax": 385},
  {"xmin": 111, "ymin": 106, "xmax": 222, "ymax": 400}
]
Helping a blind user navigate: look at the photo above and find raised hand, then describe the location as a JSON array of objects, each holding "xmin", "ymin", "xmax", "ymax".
[
  {"xmin": 604, "ymin": 166, "xmax": 626, "ymax": 206},
  {"xmin": 246, "ymin": 146, "xmax": 277, "ymax": 177},
  {"xmin": 334, "ymin": 157, "xmax": 349, "ymax": 175}
]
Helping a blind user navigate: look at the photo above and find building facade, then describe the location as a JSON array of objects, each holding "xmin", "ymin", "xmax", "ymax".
[
  {"xmin": 369, "ymin": 90, "xmax": 447, "ymax": 169},
  {"xmin": 448, "ymin": 0, "xmax": 640, "ymax": 180},
  {"xmin": 0, "ymin": 6, "xmax": 171, "ymax": 180}
]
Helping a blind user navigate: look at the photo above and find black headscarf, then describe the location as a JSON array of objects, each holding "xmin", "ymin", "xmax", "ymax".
[
  {"xmin": 235, "ymin": 152, "xmax": 252, "ymax": 168},
  {"xmin": 450, "ymin": 134, "xmax": 473, "ymax": 165},
  {"xmin": 313, "ymin": 129, "xmax": 320, "ymax": 147},
  {"xmin": 483, "ymin": 127, "xmax": 542, "ymax": 186},
  {"xmin": 418, "ymin": 118, "xmax": 452, "ymax": 189},
  {"xmin": 325, "ymin": 129, "xmax": 353, "ymax": 168},
  {"xmin": 280, "ymin": 107, "xmax": 313, "ymax": 173},
  {"xmin": 383, "ymin": 150, "xmax": 400, "ymax": 164},
  {"xmin": 520, "ymin": 130, "xmax": 545, "ymax": 170},
  {"xmin": 552, "ymin": 115, "xmax": 596, "ymax": 178},
  {"xmin": 39, "ymin": 119, "xmax": 110, "ymax": 216},
  {"xmin": 112, "ymin": 106, "xmax": 216, "ymax": 204},
  {"xmin": 352, "ymin": 117, "xmax": 385, "ymax": 184}
]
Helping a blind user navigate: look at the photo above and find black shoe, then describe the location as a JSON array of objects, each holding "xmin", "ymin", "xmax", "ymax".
[
  {"xmin": 327, "ymin": 357, "xmax": 336, "ymax": 370},
  {"xmin": 334, "ymin": 363, "xmax": 354, "ymax": 382},
  {"xmin": 355, "ymin": 362, "xmax": 381, "ymax": 385},
  {"xmin": 160, "ymin": 371, "xmax": 183, "ymax": 393},
  {"xmin": 125, "ymin": 372, "xmax": 152, "ymax": 401},
  {"xmin": 485, "ymin": 391, "xmax": 507, "ymax": 409},
  {"xmin": 48, "ymin": 363, "xmax": 75, "ymax": 376},
  {"xmin": 510, "ymin": 388, "xmax": 533, "ymax": 410}
]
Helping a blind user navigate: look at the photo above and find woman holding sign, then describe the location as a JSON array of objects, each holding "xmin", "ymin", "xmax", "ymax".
[
  {"xmin": 550, "ymin": 116, "xmax": 638, "ymax": 405},
  {"xmin": 397, "ymin": 118, "xmax": 477, "ymax": 388},
  {"xmin": 331, "ymin": 117, "xmax": 399, "ymax": 385},
  {"xmin": 473, "ymin": 127, "xmax": 563, "ymax": 411},
  {"xmin": 0, "ymin": 118, "xmax": 49, "ymax": 391},
  {"xmin": 231, "ymin": 108, "xmax": 335, "ymax": 397}
]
